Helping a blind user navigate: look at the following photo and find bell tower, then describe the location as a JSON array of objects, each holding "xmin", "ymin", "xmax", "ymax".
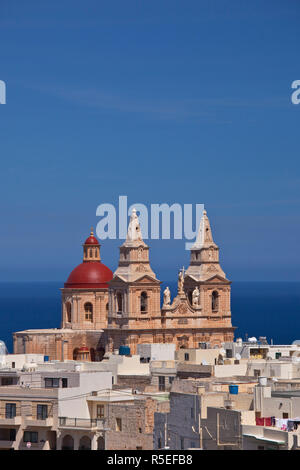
[
  {"xmin": 184, "ymin": 209, "xmax": 234, "ymax": 344},
  {"xmin": 106, "ymin": 209, "xmax": 161, "ymax": 353}
]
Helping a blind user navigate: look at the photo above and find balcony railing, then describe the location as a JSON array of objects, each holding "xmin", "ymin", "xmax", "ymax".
[
  {"xmin": 24, "ymin": 416, "xmax": 54, "ymax": 427},
  {"xmin": 0, "ymin": 416, "xmax": 22, "ymax": 426},
  {"xmin": 59, "ymin": 417, "xmax": 106, "ymax": 430}
]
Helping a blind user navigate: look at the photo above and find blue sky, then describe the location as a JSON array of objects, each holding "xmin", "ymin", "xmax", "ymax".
[{"xmin": 0, "ymin": 0, "xmax": 299, "ymax": 282}]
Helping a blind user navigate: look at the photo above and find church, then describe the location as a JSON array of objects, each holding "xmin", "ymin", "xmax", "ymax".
[{"xmin": 13, "ymin": 209, "xmax": 235, "ymax": 361}]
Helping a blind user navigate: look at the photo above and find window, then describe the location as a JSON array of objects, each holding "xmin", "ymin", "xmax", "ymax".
[
  {"xmin": 116, "ymin": 418, "xmax": 122, "ymax": 432},
  {"xmin": 283, "ymin": 412, "xmax": 289, "ymax": 419},
  {"xmin": 226, "ymin": 349, "xmax": 233, "ymax": 358},
  {"xmin": 9, "ymin": 429, "xmax": 16, "ymax": 441},
  {"xmin": 84, "ymin": 302, "xmax": 93, "ymax": 321},
  {"xmin": 158, "ymin": 437, "xmax": 162, "ymax": 449},
  {"xmin": 62, "ymin": 378, "xmax": 68, "ymax": 388},
  {"xmin": 140, "ymin": 292, "xmax": 148, "ymax": 313},
  {"xmin": 37, "ymin": 404, "xmax": 48, "ymax": 420},
  {"xmin": 116, "ymin": 293, "xmax": 123, "ymax": 314},
  {"xmin": 275, "ymin": 352, "xmax": 282, "ymax": 359},
  {"xmin": 184, "ymin": 353, "xmax": 189, "ymax": 361},
  {"xmin": 191, "ymin": 407, "xmax": 195, "ymax": 419},
  {"xmin": 66, "ymin": 302, "xmax": 72, "ymax": 323},
  {"xmin": 159, "ymin": 376, "xmax": 165, "ymax": 392},
  {"xmin": 180, "ymin": 438, "xmax": 184, "ymax": 450},
  {"xmin": 97, "ymin": 405, "xmax": 104, "ymax": 418},
  {"xmin": 212, "ymin": 291, "xmax": 219, "ymax": 311},
  {"xmin": 23, "ymin": 431, "xmax": 38, "ymax": 443},
  {"xmin": 45, "ymin": 377, "xmax": 59, "ymax": 388},
  {"xmin": 5, "ymin": 403, "xmax": 16, "ymax": 419},
  {"xmin": 1, "ymin": 377, "xmax": 13, "ymax": 386},
  {"xmin": 254, "ymin": 370, "xmax": 261, "ymax": 378},
  {"xmin": 169, "ymin": 377, "xmax": 174, "ymax": 384},
  {"xmin": 12, "ymin": 362, "xmax": 15, "ymax": 369}
]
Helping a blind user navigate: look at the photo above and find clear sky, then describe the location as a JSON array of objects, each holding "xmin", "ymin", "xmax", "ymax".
[{"xmin": 0, "ymin": 0, "xmax": 299, "ymax": 282}]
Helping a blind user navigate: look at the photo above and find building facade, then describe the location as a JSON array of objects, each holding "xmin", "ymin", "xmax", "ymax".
[{"xmin": 14, "ymin": 210, "xmax": 235, "ymax": 359}]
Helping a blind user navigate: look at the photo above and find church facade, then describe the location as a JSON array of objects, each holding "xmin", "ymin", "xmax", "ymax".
[{"xmin": 13, "ymin": 210, "xmax": 235, "ymax": 361}]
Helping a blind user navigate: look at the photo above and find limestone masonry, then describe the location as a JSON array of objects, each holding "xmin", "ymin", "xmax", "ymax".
[{"xmin": 13, "ymin": 209, "xmax": 235, "ymax": 360}]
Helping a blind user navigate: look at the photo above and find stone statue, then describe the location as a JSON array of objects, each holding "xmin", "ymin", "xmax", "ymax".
[
  {"xmin": 192, "ymin": 286, "xmax": 200, "ymax": 306},
  {"xmin": 178, "ymin": 270, "xmax": 184, "ymax": 293},
  {"xmin": 163, "ymin": 286, "xmax": 171, "ymax": 306},
  {"xmin": 126, "ymin": 208, "xmax": 143, "ymax": 241}
]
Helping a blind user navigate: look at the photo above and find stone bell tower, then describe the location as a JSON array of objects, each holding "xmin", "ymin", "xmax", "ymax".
[
  {"xmin": 184, "ymin": 210, "xmax": 235, "ymax": 344},
  {"xmin": 105, "ymin": 209, "xmax": 161, "ymax": 353}
]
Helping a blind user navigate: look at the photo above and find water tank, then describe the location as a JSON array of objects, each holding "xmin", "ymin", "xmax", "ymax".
[
  {"xmin": 119, "ymin": 346, "xmax": 130, "ymax": 356},
  {"xmin": 258, "ymin": 376, "xmax": 267, "ymax": 387},
  {"xmin": 229, "ymin": 384, "xmax": 239, "ymax": 395}
]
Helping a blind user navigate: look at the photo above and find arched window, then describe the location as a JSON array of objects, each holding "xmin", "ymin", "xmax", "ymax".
[
  {"xmin": 66, "ymin": 302, "xmax": 71, "ymax": 323},
  {"xmin": 116, "ymin": 293, "xmax": 123, "ymax": 314},
  {"xmin": 188, "ymin": 290, "xmax": 193, "ymax": 305},
  {"xmin": 212, "ymin": 291, "xmax": 219, "ymax": 312},
  {"xmin": 89, "ymin": 248, "xmax": 93, "ymax": 258},
  {"xmin": 140, "ymin": 292, "xmax": 148, "ymax": 313},
  {"xmin": 84, "ymin": 302, "xmax": 93, "ymax": 321}
]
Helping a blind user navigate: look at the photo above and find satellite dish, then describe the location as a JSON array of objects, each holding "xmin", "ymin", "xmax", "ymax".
[{"xmin": 235, "ymin": 353, "xmax": 241, "ymax": 361}]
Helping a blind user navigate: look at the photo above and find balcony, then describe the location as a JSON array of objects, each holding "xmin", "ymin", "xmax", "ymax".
[
  {"xmin": 0, "ymin": 416, "xmax": 22, "ymax": 426},
  {"xmin": 0, "ymin": 440, "xmax": 14, "ymax": 449},
  {"xmin": 24, "ymin": 417, "xmax": 54, "ymax": 428},
  {"xmin": 59, "ymin": 417, "xmax": 107, "ymax": 431}
]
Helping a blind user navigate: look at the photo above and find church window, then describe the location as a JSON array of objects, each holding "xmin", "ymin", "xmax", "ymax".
[
  {"xmin": 84, "ymin": 302, "xmax": 93, "ymax": 321},
  {"xmin": 66, "ymin": 302, "xmax": 71, "ymax": 323},
  {"xmin": 116, "ymin": 293, "xmax": 123, "ymax": 314},
  {"xmin": 212, "ymin": 291, "xmax": 219, "ymax": 311},
  {"xmin": 140, "ymin": 292, "xmax": 148, "ymax": 313}
]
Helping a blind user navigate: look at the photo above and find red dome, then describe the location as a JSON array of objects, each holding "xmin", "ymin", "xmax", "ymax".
[
  {"xmin": 84, "ymin": 235, "xmax": 99, "ymax": 245},
  {"xmin": 64, "ymin": 261, "xmax": 113, "ymax": 288}
]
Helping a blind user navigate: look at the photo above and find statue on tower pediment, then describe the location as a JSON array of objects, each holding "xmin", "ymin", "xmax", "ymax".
[
  {"xmin": 163, "ymin": 286, "xmax": 171, "ymax": 306},
  {"xmin": 192, "ymin": 286, "xmax": 200, "ymax": 306}
]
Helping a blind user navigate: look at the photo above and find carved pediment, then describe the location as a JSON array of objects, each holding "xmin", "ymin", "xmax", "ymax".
[
  {"xmin": 205, "ymin": 274, "xmax": 230, "ymax": 284},
  {"xmin": 133, "ymin": 274, "xmax": 159, "ymax": 284},
  {"xmin": 163, "ymin": 296, "xmax": 194, "ymax": 315},
  {"xmin": 109, "ymin": 275, "xmax": 128, "ymax": 285}
]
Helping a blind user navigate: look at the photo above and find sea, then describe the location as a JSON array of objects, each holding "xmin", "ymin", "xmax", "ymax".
[{"xmin": 0, "ymin": 281, "xmax": 299, "ymax": 353}]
